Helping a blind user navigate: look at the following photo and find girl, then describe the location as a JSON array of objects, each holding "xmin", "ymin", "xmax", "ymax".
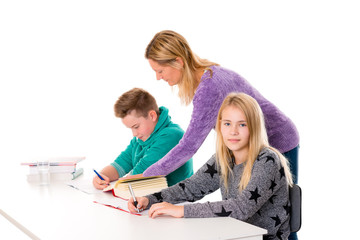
[
  {"xmin": 129, "ymin": 93, "xmax": 293, "ymax": 240},
  {"xmin": 143, "ymin": 30, "xmax": 299, "ymax": 188}
]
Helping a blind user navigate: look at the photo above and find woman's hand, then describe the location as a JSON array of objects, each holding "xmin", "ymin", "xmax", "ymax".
[
  {"xmin": 148, "ymin": 202, "xmax": 184, "ymax": 218},
  {"xmin": 92, "ymin": 173, "xmax": 110, "ymax": 190},
  {"xmin": 128, "ymin": 196, "xmax": 149, "ymax": 214}
]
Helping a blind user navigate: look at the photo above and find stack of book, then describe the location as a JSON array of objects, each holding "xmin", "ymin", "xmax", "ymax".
[
  {"xmin": 21, "ymin": 156, "xmax": 85, "ymax": 181},
  {"xmin": 104, "ymin": 174, "xmax": 168, "ymax": 199}
]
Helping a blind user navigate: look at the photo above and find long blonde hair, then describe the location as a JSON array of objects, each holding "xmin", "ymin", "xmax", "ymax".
[
  {"xmin": 215, "ymin": 93, "xmax": 293, "ymax": 192},
  {"xmin": 145, "ymin": 30, "xmax": 219, "ymax": 105}
]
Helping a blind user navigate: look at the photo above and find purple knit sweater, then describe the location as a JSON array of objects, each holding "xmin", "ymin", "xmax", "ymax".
[{"xmin": 143, "ymin": 65, "xmax": 299, "ymax": 177}]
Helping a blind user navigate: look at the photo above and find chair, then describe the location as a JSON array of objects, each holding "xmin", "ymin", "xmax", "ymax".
[{"xmin": 289, "ymin": 184, "xmax": 302, "ymax": 232}]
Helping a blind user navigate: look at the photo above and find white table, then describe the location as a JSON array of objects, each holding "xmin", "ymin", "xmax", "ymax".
[{"xmin": 1, "ymin": 171, "xmax": 267, "ymax": 240}]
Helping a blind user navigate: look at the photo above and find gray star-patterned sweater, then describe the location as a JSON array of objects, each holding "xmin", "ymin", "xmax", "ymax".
[{"xmin": 146, "ymin": 147, "xmax": 291, "ymax": 240}]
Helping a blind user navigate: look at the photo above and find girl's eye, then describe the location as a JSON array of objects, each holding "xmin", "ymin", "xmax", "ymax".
[
  {"xmin": 158, "ymin": 70, "xmax": 163, "ymax": 74},
  {"xmin": 240, "ymin": 123, "xmax": 247, "ymax": 127},
  {"xmin": 224, "ymin": 122, "xmax": 230, "ymax": 126}
]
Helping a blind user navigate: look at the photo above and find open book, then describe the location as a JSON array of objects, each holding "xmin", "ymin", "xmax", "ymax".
[{"xmin": 104, "ymin": 174, "xmax": 168, "ymax": 199}]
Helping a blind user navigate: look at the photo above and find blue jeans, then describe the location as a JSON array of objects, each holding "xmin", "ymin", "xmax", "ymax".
[
  {"xmin": 283, "ymin": 145, "xmax": 299, "ymax": 240},
  {"xmin": 283, "ymin": 145, "xmax": 299, "ymax": 184}
]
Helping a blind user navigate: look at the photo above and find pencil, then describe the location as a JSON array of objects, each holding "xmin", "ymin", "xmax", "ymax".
[
  {"xmin": 93, "ymin": 169, "xmax": 105, "ymax": 180},
  {"xmin": 128, "ymin": 183, "xmax": 139, "ymax": 213}
]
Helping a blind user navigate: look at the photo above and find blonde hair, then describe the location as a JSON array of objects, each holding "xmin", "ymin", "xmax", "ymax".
[
  {"xmin": 145, "ymin": 30, "xmax": 219, "ymax": 105},
  {"xmin": 215, "ymin": 93, "xmax": 293, "ymax": 192}
]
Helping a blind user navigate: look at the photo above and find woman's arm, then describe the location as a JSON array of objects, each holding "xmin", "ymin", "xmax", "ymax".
[{"xmin": 143, "ymin": 83, "xmax": 222, "ymax": 176}]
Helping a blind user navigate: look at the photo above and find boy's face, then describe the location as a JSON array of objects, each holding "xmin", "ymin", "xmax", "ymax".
[{"xmin": 121, "ymin": 110, "xmax": 158, "ymax": 142}]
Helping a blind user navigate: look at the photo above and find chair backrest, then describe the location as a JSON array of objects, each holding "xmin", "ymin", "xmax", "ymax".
[{"xmin": 289, "ymin": 184, "xmax": 302, "ymax": 232}]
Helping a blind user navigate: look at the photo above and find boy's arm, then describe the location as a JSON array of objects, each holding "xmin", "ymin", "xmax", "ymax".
[
  {"xmin": 145, "ymin": 155, "xmax": 220, "ymax": 208},
  {"xmin": 93, "ymin": 165, "xmax": 120, "ymax": 190},
  {"xmin": 131, "ymin": 130, "xmax": 184, "ymax": 175},
  {"xmin": 110, "ymin": 139, "xmax": 135, "ymax": 177},
  {"xmin": 100, "ymin": 165, "xmax": 119, "ymax": 181}
]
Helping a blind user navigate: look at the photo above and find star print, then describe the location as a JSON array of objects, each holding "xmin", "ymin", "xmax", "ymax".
[
  {"xmin": 265, "ymin": 156, "xmax": 275, "ymax": 163},
  {"xmin": 269, "ymin": 178, "xmax": 277, "ymax": 192},
  {"xmin": 279, "ymin": 166, "xmax": 285, "ymax": 179},
  {"xmin": 271, "ymin": 215, "xmax": 281, "ymax": 227},
  {"xmin": 276, "ymin": 230, "xmax": 284, "ymax": 239},
  {"xmin": 153, "ymin": 192, "xmax": 163, "ymax": 202},
  {"xmin": 256, "ymin": 209, "xmax": 262, "ymax": 216},
  {"xmin": 249, "ymin": 187, "xmax": 261, "ymax": 204},
  {"xmin": 179, "ymin": 183, "xmax": 186, "ymax": 190},
  {"xmin": 214, "ymin": 206, "xmax": 232, "ymax": 217},
  {"xmin": 204, "ymin": 163, "xmax": 218, "ymax": 178},
  {"xmin": 257, "ymin": 152, "xmax": 266, "ymax": 161},
  {"xmin": 269, "ymin": 195, "xmax": 277, "ymax": 204},
  {"xmin": 283, "ymin": 202, "xmax": 291, "ymax": 215}
]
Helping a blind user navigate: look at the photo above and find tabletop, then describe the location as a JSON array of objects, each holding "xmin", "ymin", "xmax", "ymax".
[{"xmin": 1, "ymin": 168, "xmax": 267, "ymax": 240}]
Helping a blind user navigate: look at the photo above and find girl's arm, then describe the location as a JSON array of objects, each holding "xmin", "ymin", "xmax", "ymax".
[
  {"xmin": 145, "ymin": 155, "xmax": 220, "ymax": 207},
  {"xmin": 143, "ymin": 83, "xmax": 222, "ymax": 177},
  {"xmin": 184, "ymin": 149, "xmax": 286, "ymax": 221}
]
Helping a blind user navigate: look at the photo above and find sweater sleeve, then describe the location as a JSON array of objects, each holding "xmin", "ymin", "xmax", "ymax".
[
  {"xmin": 131, "ymin": 129, "xmax": 183, "ymax": 175},
  {"xmin": 143, "ymin": 81, "xmax": 222, "ymax": 177},
  {"xmin": 184, "ymin": 150, "xmax": 284, "ymax": 221},
  {"xmin": 146, "ymin": 155, "xmax": 220, "ymax": 207},
  {"xmin": 110, "ymin": 140, "xmax": 134, "ymax": 177}
]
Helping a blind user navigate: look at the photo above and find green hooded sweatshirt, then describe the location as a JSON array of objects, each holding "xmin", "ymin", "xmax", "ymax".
[{"xmin": 111, "ymin": 106, "xmax": 193, "ymax": 186}]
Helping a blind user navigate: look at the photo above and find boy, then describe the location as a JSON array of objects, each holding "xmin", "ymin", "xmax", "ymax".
[{"xmin": 93, "ymin": 88, "xmax": 193, "ymax": 189}]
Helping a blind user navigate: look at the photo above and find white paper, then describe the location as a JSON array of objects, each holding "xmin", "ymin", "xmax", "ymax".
[{"xmin": 67, "ymin": 178, "xmax": 104, "ymax": 194}]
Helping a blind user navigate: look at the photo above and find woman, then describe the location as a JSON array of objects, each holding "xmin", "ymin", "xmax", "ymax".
[
  {"xmin": 129, "ymin": 93, "xmax": 294, "ymax": 239},
  {"xmin": 143, "ymin": 30, "xmax": 299, "ymax": 185}
]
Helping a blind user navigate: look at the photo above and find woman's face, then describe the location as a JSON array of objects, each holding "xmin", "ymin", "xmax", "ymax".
[{"xmin": 148, "ymin": 59, "xmax": 182, "ymax": 86}]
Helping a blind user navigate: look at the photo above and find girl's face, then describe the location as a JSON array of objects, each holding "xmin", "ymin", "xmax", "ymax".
[
  {"xmin": 220, "ymin": 105, "xmax": 250, "ymax": 162},
  {"xmin": 148, "ymin": 59, "xmax": 182, "ymax": 86}
]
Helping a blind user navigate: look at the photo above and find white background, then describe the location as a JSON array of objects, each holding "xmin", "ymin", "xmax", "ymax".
[{"xmin": 1, "ymin": 0, "xmax": 360, "ymax": 239}]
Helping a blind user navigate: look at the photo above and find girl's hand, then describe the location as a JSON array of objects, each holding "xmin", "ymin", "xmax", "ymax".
[
  {"xmin": 128, "ymin": 196, "xmax": 149, "ymax": 214},
  {"xmin": 148, "ymin": 202, "xmax": 184, "ymax": 219},
  {"xmin": 92, "ymin": 174, "xmax": 110, "ymax": 190}
]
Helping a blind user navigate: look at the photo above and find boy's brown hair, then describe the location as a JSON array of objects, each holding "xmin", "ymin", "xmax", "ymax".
[{"xmin": 114, "ymin": 88, "xmax": 160, "ymax": 118}]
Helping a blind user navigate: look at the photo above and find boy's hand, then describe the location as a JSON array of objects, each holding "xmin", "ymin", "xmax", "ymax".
[
  {"xmin": 148, "ymin": 202, "xmax": 184, "ymax": 218},
  {"xmin": 128, "ymin": 196, "xmax": 149, "ymax": 214},
  {"xmin": 92, "ymin": 173, "xmax": 110, "ymax": 190}
]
